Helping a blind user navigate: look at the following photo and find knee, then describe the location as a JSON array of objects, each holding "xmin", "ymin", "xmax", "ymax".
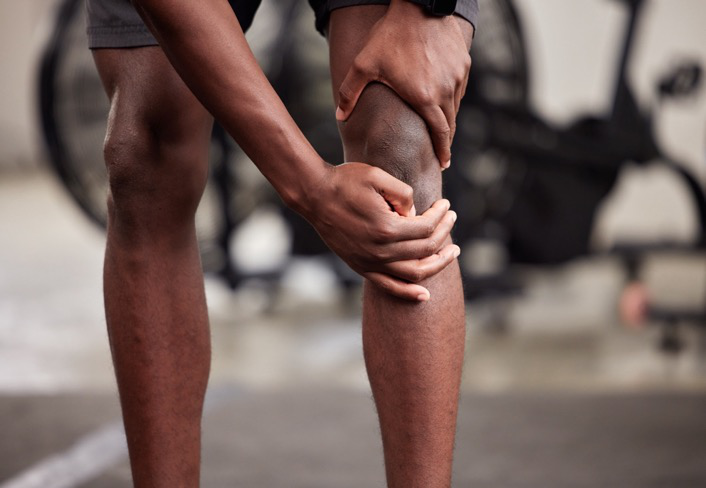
[
  {"xmin": 339, "ymin": 83, "xmax": 440, "ymax": 210},
  {"xmin": 103, "ymin": 115, "xmax": 210, "ymax": 227}
]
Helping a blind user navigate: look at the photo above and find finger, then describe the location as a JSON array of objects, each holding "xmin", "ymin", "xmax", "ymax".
[
  {"xmin": 381, "ymin": 209, "xmax": 457, "ymax": 261},
  {"xmin": 441, "ymin": 94, "xmax": 457, "ymax": 170},
  {"xmin": 392, "ymin": 199, "xmax": 451, "ymax": 241},
  {"xmin": 461, "ymin": 67, "xmax": 471, "ymax": 102},
  {"xmin": 455, "ymin": 67, "xmax": 470, "ymax": 116},
  {"xmin": 454, "ymin": 82, "xmax": 463, "ymax": 117},
  {"xmin": 381, "ymin": 244, "xmax": 461, "ymax": 283},
  {"xmin": 448, "ymin": 71, "xmax": 471, "ymax": 173},
  {"xmin": 419, "ymin": 105, "xmax": 452, "ymax": 168},
  {"xmin": 364, "ymin": 272, "xmax": 431, "ymax": 302},
  {"xmin": 457, "ymin": 67, "xmax": 470, "ymax": 115},
  {"xmin": 369, "ymin": 167, "xmax": 415, "ymax": 217},
  {"xmin": 336, "ymin": 60, "xmax": 371, "ymax": 122},
  {"xmin": 442, "ymin": 98, "xmax": 457, "ymax": 150}
]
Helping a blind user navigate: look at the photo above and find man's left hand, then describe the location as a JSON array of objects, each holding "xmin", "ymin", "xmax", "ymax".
[{"xmin": 335, "ymin": 0, "xmax": 472, "ymax": 169}]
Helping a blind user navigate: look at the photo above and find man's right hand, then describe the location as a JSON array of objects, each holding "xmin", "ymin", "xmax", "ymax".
[{"xmin": 300, "ymin": 162, "xmax": 460, "ymax": 302}]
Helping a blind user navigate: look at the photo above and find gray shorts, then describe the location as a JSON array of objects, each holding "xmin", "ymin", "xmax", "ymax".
[{"xmin": 86, "ymin": 0, "xmax": 478, "ymax": 49}]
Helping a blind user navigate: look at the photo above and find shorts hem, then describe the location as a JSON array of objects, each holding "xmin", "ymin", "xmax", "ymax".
[
  {"xmin": 87, "ymin": 25, "xmax": 158, "ymax": 49},
  {"xmin": 314, "ymin": 0, "xmax": 478, "ymax": 36}
]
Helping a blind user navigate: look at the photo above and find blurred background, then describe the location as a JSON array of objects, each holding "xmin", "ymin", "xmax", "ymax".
[{"xmin": 1, "ymin": 0, "xmax": 706, "ymax": 486}]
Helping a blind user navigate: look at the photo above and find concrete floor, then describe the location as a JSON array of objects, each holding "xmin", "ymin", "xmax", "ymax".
[
  {"xmin": 2, "ymin": 169, "xmax": 706, "ymax": 487},
  {"xmin": 3, "ymin": 390, "xmax": 706, "ymax": 487}
]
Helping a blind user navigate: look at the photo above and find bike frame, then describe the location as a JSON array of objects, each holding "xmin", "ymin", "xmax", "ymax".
[
  {"xmin": 611, "ymin": 0, "xmax": 645, "ymax": 123},
  {"xmin": 470, "ymin": 0, "xmax": 706, "ymax": 247}
]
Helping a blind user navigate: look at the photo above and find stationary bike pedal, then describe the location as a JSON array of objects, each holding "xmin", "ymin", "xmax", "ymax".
[{"xmin": 658, "ymin": 62, "xmax": 702, "ymax": 99}]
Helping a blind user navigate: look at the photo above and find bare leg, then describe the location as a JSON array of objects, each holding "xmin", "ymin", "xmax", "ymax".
[
  {"xmin": 93, "ymin": 47, "xmax": 213, "ymax": 487},
  {"xmin": 328, "ymin": 8, "xmax": 473, "ymax": 487}
]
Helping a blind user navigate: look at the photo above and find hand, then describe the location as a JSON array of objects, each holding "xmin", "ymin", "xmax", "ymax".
[
  {"xmin": 302, "ymin": 162, "xmax": 460, "ymax": 301},
  {"xmin": 335, "ymin": 0, "xmax": 472, "ymax": 169}
]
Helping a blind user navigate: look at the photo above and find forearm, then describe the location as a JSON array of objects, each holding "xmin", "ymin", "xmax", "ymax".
[
  {"xmin": 132, "ymin": 0, "xmax": 325, "ymax": 212},
  {"xmin": 131, "ymin": 0, "xmax": 462, "ymax": 300}
]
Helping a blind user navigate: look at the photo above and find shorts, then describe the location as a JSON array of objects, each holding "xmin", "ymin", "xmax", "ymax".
[{"xmin": 86, "ymin": 0, "xmax": 478, "ymax": 49}]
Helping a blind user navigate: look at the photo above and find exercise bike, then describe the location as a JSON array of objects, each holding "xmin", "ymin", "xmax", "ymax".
[
  {"xmin": 39, "ymin": 0, "xmax": 705, "ymax": 351},
  {"xmin": 449, "ymin": 0, "xmax": 705, "ymax": 350}
]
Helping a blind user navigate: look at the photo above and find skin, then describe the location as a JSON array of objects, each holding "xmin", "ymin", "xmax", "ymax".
[
  {"xmin": 131, "ymin": 0, "xmax": 459, "ymax": 301},
  {"xmin": 91, "ymin": 0, "xmax": 473, "ymax": 486},
  {"xmin": 328, "ymin": 6, "xmax": 474, "ymax": 487},
  {"xmin": 94, "ymin": 47, "xmax": 212, "ymax": 486},
  {"xmin": 335, "ymin": 0, "xmax": 473, "ymax": 168}
]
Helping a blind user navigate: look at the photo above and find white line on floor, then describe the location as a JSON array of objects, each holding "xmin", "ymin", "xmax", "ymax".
[
  {"xmin": 0, "ymin": 387, "xmax": 241, "ymax": 488},
  {"xmin": 0, "ymin": 421, "xmax": 126, "ymax": 488}
]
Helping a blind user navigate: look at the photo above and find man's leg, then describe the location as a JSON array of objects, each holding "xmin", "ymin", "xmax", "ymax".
[
  {"xmin": 93, "ymin": 47, "xmax": 213, "ymax": 487},
  {"xmin": 328, "ymin": 8, "xmax": 473, "ymax": 488}
]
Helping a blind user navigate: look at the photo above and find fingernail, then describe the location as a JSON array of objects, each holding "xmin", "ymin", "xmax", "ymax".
[
  {"xmin": 450, "ymin": 210, "xmax": 457, "ymax": 222},
  {"xmin": 417, "ymin": 290, "xmax": 430, "ymax": 302},
  {"xmin": 411, "ymin": 204, "xmax": 417, "ymax": 217},
  {"xmin": 443, "ymin": 160, "xmax": 451, "ymax": 169},
  {"xmin": 453, "ymin": 245, "xmax": 461, "ymax": 258},
  {"xmin": 335, "ymin": 107, "xmax": 345, "ymax": 121}
]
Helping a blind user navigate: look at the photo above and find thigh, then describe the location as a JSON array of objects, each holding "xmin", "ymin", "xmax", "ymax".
[
  {"xmin": 92, "ymin": 47, "xmax": 212, "ymax": 139},
  {"xmin": 327, "ymin": 6, "xmax": 474, "ymax": 106},
  {"xmin": 92, "ymin": 47, "xmax": 213, "ymax": 213}
]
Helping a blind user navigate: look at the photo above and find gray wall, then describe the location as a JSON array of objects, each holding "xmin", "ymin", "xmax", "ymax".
[{"xmin": 0, "ymin": 0, "xmax": 57, "ymax": 169}]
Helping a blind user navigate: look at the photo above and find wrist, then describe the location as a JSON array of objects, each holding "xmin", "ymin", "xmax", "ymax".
[{"xmin": 278, "ymin": 155, "xmax": 330, "ymax": 217}]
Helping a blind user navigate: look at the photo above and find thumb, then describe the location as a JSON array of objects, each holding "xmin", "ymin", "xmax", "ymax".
[
  {"xmin": 369, "ymin": 167, "xmax": 415, "ymax": 217},
  {"xmin": 336, "ymin": 61, "xmax": 370, "ymax": 121}
]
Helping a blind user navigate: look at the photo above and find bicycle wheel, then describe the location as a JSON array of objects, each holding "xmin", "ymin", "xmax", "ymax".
[
  {"xmin": 450, "ymin": 0, "xmax": 530, "ymax": 291},
  {"xmin": 39, "ymin": 0, "xmax": 226, "ymax": 271},
  {"xmin": 467, "ymin": 0, "xmax": 529, "ymax": 107}
]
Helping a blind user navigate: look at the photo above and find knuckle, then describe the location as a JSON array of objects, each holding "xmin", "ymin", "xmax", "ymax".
[
  {"xmin": 438, "ymin": 127, "xmax": 451, "ymax": 137},
  {"xmin": 369, "ymin": 274, "xmax": 385, "ymax": 289},
  {"xmin": 444, "ymin": 80, "xmax": 456, "ymax": 96},
  {"xmin": 350, "ymin": 61, "xmax": 372, "ymax": 83},
  {"xmin": 377, "ymin": 277, "xmax": 393, "ymax": 293},
  {"xmin": 361, "ymin": 242, "xmax": 377, "ymax": 259},
  {"xmin": 352, "ymin": 59, "xmax": 367, "ymax": 75},
  {"xmin": 463, "ymin": 54, "xmax": 472, "ymax": 71},
  {"xmin": 370, "ymin": 166, "xmax": 387, "ymax": 182},
  {"xmin": 410, "ymin": 269, "xmax": 425, "ymax": 283},
  {"xmin": 338, "ymin": 87, "xmax": 352, "ymax": 104},
  {"xmin": 372, "ymin": 245, "xmax": 390, "ymax": 262},
  {"xmin": 416, "ymin": 90, "xmax": 434, "ymax": 107},
  {"xmin": 377, "ymin": 223, "xmax": 395, "ymax": 242},
  {"xmin": 457, "ymin": 69, "xmax": 467, "ymax": 85}
]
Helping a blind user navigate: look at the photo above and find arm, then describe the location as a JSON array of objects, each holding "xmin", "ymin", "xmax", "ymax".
[
  {"xmin": 334, "ymin": 0, "xmax": 473, "ymax": 168},
  {"xmin": 131, "ymin": 0, "xmax": 458, "ymax": 300}
]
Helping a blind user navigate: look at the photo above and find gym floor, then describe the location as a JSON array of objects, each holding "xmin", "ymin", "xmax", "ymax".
[{"xmin": 2, "ymin": 169, "xmax": 706, "ymax": 487}]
